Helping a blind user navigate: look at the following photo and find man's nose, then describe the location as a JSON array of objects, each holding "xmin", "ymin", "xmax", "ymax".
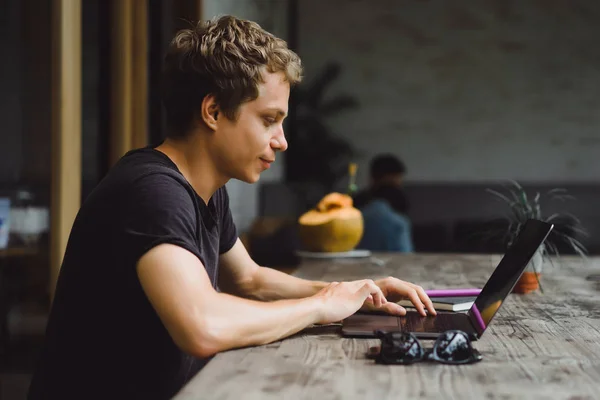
[{"xmin": 271, "ymin": 126, "xmax": 288, "ymax": 152}]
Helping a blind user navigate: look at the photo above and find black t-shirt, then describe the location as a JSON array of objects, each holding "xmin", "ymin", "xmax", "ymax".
[{"xmin": 28, "ymin": 147, "xmax": 238, "ymax": 400}]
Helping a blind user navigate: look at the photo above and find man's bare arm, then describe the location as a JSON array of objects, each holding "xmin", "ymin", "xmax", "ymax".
[
  {"xmin": 218, "ymin": 239, "xmax": 436, "ymax": 316},
  {"xmin": 137, "ymin": 243, "xmax": 384, "ymax": 359},
  {"xmin": 218, "ymin": 239, "xmax": 328, "ymax": 301}
]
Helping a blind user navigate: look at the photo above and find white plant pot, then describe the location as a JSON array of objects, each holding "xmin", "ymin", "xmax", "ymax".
[{"xmin": 527, "ymin": 246, "xmax": 545, "ymax": 274}]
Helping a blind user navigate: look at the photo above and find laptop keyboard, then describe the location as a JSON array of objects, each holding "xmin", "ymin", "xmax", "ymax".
[
  {"xmin": 342, "ymin": 311, "xmax": 477, "ymax": 337},
  {"xmin": 399, "ymin": 311, "xmax": 474, "ymax": 333}
]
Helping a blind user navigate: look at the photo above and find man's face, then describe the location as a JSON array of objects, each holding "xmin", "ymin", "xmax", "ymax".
[{"xmin": 212, "ymin": 71, "xmax": 290, "ymax": 183}]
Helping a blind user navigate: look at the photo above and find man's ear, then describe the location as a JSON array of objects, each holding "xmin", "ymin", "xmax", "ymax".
[{"xmin": 200, "ymin": 94, "xmax": 220, "ymax": 131}]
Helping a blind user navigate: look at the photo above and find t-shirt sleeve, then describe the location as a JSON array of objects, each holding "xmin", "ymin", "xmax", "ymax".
[
  {"xmin": 120, "ymin": 173, "xmax": 202, "ymax": 266},
  {"xmin": 218, "ymin": 186, "xmax": 238, "ymax": 254}
]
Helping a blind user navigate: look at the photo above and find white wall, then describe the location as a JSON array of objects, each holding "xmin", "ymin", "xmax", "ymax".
[
  {"xmin": 297, "ymin": 0, "xmax": 600, "ymax": 186},
  {"xmin": 203, "ymin": 0, "xmax": 290, "ymax": 233}
]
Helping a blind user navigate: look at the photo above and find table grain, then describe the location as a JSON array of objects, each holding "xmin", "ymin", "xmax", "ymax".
[{"xmin": 175, "ymin": 253, "xmax": 600, "ymax": 400}]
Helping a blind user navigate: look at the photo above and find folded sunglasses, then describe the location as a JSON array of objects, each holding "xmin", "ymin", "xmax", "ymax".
[{"xmin": 369, "ymin": 329, "xmax": 483, "ymax": 365}]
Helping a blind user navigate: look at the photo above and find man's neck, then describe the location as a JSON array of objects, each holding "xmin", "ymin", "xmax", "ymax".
[{"xmin": 155, "ymin": 135, "xmax": 228, "ymax": 205}]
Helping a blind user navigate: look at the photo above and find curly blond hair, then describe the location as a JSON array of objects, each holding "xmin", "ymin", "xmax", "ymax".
[{"xmin": 161, "ymin": 15, "xmax": 303, "ymax": 136}]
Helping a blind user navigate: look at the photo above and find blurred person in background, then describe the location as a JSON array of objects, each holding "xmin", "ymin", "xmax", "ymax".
[
  {"xmin": 354, "ymin": 154, "xmax": 414, "ymax": 252},
  {"xmin": 28, "ymin": 16, "xmax": 433, "ymax": 400}
]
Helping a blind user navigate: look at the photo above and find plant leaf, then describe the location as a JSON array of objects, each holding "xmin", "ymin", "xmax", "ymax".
[
  {"xmin": 546, "ymin": 250, "xmax": 557, "ymax": 269},
  {"xmin": 508, "ymin": 179, "xmax": 523, "ymax": 191},
  {"xmin": 305, "ymin": 62, "xmax": 342, "ymax": 107},
  {"xmin": 563, "ymin": 212, "xmax": 583, "ymax": 225},
  {"xmin": 486, "ymin": 188, "xmax": 514, "ymax": 205},
  {"xmin": 486, "ymin": 188, "xmax": 528, "ymax": 224},
  {"xmin": 545, "ymin": 213, "xmax": 562, "ymax": 222},
  {"xmin": 546, "ymin": 241, "xmax": 560, "ymax": 258},
  {"xmin": 550, "ymin": 194, "xmax": 576, "ymax": 202},
  {"xmin": 546, "ymin": 188, "xmax": 568, "ymax": 195},
  {"xmin": 534, "ymin": 271, "xmax": 544, "ymax": 294},
  {"xmin": 552, "ymin": 231, "xmax": 588, "ymax": 254},
  {"xmin": 569, "ymin": 226, "xmax": 590, "ymax": 237},
  {"xmin": 567, "ymin": 237, "xmax": 588, "ymax": 258},
  {"xmin": 319, "ymin": 95, "xmax": 359, "ymax": 116}
]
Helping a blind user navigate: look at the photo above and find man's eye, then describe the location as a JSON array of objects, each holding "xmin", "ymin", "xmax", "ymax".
[{"xmin": 264, "ymin": 118, "xmax": 276, "ymax": 125}]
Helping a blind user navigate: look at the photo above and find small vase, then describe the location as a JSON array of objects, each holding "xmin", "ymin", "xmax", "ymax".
[
  {"xmin": 513, "ymin": 272, "xmax": 541, "ymax": 294},
  {"xmin": 513, "ymin": 247, "xmax": 544, "ymax": 294}
]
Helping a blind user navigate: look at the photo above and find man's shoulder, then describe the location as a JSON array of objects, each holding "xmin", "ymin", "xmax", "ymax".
[
  {"xmin": 361, "ymin": 200, "xmax": 409, "ymax": 223},
  {"xmin": 104, "ymin": 148, "xmax": 189, "ymax": 192},
  {"xmin": 360, "ymin": 199, "xmax": 392, "ymax": 214},
  {"xmin": 117, "ymin": 147, "xmax": 181, "ymax": 177},
  {"xmin": 83, "ymin": 148, "xmax": 195, "ymax": 215}
]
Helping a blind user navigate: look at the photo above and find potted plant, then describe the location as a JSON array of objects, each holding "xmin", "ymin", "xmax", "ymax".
[{"xmin": 486, "ymin": 181, "xmax": 588, "ymax": 294}]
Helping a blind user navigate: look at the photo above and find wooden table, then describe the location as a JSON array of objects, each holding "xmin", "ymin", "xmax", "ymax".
[{"xmin": 175, "ymin": 253, "xmax": 600, "ymax": 399}]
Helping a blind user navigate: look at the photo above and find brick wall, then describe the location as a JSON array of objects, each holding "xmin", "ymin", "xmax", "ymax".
[{"xmin": 297, "ymin": 0, "xmax": 600, "ymax": 186}]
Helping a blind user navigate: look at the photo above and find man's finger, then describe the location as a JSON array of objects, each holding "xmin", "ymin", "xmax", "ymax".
[
  {"xmin": 413, "ymin": 285, "xmax": 437, "ymax": 316},
  {"xmin": 366, "ymin": 281, "xmax": 387, "ymax": 307},
  {"xmin": 380, "ymin": 301, "xmax": 406, "ymax": 316},
  {"xmin": 358, "ymin": 282, "xmax": 387, "ymax": 307},
  {"xmin": 406, "ymin": 289, "xmax": 427, "ymax": 316},
  {"xmin": 357, "ymin": 282, "xmax": 374, "ymax": 300}
]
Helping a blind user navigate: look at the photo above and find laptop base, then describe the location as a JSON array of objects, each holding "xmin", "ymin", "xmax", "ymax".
[{"xmin": 341, "ymin": 311, "xmax": 479, "ymax": 341}]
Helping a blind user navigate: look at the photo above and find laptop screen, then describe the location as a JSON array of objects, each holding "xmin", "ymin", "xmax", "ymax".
[{"xmin": 467, "ymin": 219, "xmax": 553, "ymax": 337}]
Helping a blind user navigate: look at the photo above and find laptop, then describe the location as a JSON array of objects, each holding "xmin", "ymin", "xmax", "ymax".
[{"xmin": 341, "ymin": 219, "xmax": 553, "ymax": 340}]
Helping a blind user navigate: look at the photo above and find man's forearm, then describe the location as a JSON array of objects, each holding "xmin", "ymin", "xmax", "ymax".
[
  {"xmin": 239, "ymin": 266, "xmax": 329, "ymax": 301},
  {"xmin": 197, "ymin": 291, "xmax": 322, "ymax": 357}
]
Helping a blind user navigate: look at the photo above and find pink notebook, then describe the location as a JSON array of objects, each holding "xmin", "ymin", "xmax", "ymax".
[{"xmin": 425, "ymin": 289, "xmax": 481, "ymax": 297}]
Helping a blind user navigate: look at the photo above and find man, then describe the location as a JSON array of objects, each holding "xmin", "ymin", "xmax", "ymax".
[
  {"xmin": 354, "ymin": 154, "xmax": 414, "ymax": 252},
  {"xmin": 28, "ymin": 16, "xmax": 434, "ymax": 399}
]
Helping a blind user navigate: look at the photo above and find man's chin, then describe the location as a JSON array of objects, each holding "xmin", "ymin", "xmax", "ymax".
[{"xmin": 235, "ymin": 172, "xmax": 260, "ymax": 184}]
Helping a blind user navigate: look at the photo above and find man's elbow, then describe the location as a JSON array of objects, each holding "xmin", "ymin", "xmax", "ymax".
[
  {"xmin": 187, "ymin": 340, "xmax": 220, "ymax": 360},
  {"xmin": 176, "ymin": 316, "xmax": 229, "ymax": 359},
  {"xmin": 221, "ymin": 274, "xmax": 259, "ymax": 299}
]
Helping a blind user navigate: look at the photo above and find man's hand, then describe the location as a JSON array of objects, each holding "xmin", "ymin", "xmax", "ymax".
[
  {"xmin": 313, "ymin": 279, "xmax": 388, "ymax": 324},
  {"xmin": 361, "ymin": 277, "xmax": 437, "ymax": 317}
]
